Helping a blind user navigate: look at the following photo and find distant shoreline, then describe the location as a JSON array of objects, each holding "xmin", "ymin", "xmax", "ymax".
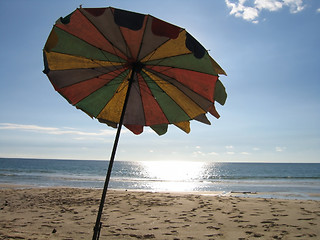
[{"xmin": 1, "ymin": 184, "xmax": 320, "ymax": 201}]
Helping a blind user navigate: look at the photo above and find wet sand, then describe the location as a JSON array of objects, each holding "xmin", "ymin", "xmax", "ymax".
[{"xmin": 0, "ymin": 187, "xmax": 319, "ymax": 239}]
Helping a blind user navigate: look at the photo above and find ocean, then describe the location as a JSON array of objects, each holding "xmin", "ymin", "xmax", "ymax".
[{"xmin": 0, "ymin": 158, "xmax": 319, "ymax": 200}]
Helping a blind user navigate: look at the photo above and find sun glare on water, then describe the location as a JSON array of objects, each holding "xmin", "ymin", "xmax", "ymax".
[{"xmin": 139, "ymin": 161, "xmax": 207, "ymax": 192}]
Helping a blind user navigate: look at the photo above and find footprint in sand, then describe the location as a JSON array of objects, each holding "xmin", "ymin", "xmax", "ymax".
[
  {"xmin": 295, "ymin": 233, "xmax": 318, "ymax": 238},
  {"xmin": 167, "ymin": 226, "xmax": 179, "ymax": 229},
  {"xmin": 245, "ymin": 231, "xmax": 264, "ymax": 238},
  {"xmin": 250, "ymin": 213, "xmax": 261, "ymax": 216},
  {"xmin": 239, "ymin": 224, "xmax": 257, "ymax": 229},
  {"xmin": 261, "ymin": 218, "xmax": 279, "ymax": 224},
  {"xmin": 124, "ymin": 227, "xmax": 137, "ymax": 230},
  {"xmin": 149, "ymin": 227, "xmax": 159, "ymax": 230},
  {"xmin": 206, "ymin": 226, "xmax": 220, "ymax": 230},
  {"xmin": 204, "ymin": 233, "xmax": 223, "ymax": 237},
  {"xmin": 229, "ymin": 215, "xmax": 243, "ymax": 219},
  {"xmin": 297, "ymin": 218, "xmax": 315, "ymax": 221}
]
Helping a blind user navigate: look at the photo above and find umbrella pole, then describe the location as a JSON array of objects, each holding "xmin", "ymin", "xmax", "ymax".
[{"xmin": 92, "ymin": 69, "xmax": 135, "ymax": 240}]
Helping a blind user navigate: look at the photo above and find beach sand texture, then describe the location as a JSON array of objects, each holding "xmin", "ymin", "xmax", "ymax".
[{"xmin": 0, "ymin": 187, "xmax": 319, "ymax": 239}]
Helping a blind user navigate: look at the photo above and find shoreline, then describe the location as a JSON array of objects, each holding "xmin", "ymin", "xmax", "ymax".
[
  {"xmin": 0, "ymin": 187, "xmax": 319, "ymax": 239},
  {"xmin": 1, "ymin": 183, "xmax": 320, "ymax": 201}
]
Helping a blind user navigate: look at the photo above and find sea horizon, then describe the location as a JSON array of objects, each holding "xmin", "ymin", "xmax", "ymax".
[
  {"xmin": 1, "ymin": 158, "xmax": 319, "ymax": 200},
  {"xmin": 2, "ymin": 157, "xmax": 319, "ymax": 163}
]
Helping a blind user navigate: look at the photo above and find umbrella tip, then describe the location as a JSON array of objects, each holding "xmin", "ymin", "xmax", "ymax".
[{"xmin": 133, "ymin": 61, "xmax": 145, "ymax": 73}]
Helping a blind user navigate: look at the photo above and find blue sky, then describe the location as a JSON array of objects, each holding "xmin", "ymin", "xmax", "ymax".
[{"xmin": 0, "ymin": 0, "xmax": 319, "ymax": 163}]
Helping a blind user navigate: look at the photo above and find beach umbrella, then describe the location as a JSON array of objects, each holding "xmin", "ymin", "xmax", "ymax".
[{"xmin": 43, "ymin": 6, "xmax": 227, "ymax": 239}]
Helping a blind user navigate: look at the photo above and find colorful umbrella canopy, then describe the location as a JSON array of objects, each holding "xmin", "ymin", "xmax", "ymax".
[{"xmin": 43, "ymin": 7, "xmax": 227, "ymax": 136}]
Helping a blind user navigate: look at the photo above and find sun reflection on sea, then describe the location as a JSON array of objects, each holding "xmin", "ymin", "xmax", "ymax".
[{"xmin": 138, "ymin": 161, "xmax": 207, "ymax": 192}]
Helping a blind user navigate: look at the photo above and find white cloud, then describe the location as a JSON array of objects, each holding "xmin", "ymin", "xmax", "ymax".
[
  {"xmin": 242, "ymin": 6, "xmax": 260, "ymax": 21},
  {"xmin": 225, "ymin": 145, "xmax": 234, "ymax": 149},
  {"xmin": 225, "ymin": 0, "xmax": 306, "ymax": 23},
  {"xmin": 255, "ymin": 0, "xmax": 283, "ymax": 11},
  {"xmin": 275, "ymin": 146, "xmax": 287, "ymax": 152},
  {"xmin": 192, "ymin": 151, "xmax": 219, "ymax": 157},
  {"xmin": 192, "ymin": 151, "xmax": 206, "ymax": 157},
  {"xmin": 283, "ymin": 0, "xmax": 305, "ymax": 13},
  {"xmin": 240, "ymin": 152, "xmax": 251, "ymax": 155},
  {"xmin": 225, "ymin": 0, "xmax": 259, "ymax": 22},
  {"xmin": 316, "ymin": 8, "xmax": 320, "ymax": 13},
  {"xmin": 0, "ymin": 123, "xmax": 118, "ymax": 137},
  {"xmin": 208, "ymin": 152, "xmax": 219, "ymax": 156}
]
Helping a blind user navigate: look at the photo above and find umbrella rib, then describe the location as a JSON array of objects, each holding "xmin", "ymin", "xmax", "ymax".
[
  {"xmin": 144, "ymin": 70, "xmax": 212, "ymax": 115},
  {"xmin": 92, "ymin": 49, "xmax": 128, "ymax": 77},
  {"xmin": 130, "ymin": 78, "xmax": 147, "ymax": 126},
  {"xmin": 54, "ymin": 25, "xmax": 126, "ymax": 64},
  {"xmin": 49, "ymin": 27, "xmax": 128, "ymax": 80},
  {"xmin": 139, "ymin": 28, "xmax": 184, "ymax": 62},
  {"xmin": 137, "ymin": 77, "xmax": 165, "ymax": 100},
  {"xmin": 145, "ymin": 66, "xmax": 175, "ymax": 77},
  {"xmin": 150, "ymin": 68, "xmax": 214, "ymax": 102},
  {"xmin": 145, "ymin": 56, "xmax": 219, "ymax": 80},
  {"xmin": 144, "ymin": 52, "xmax": 193, "ymax": 71},
  {"xmin": 90, "ymin": 77, "xmax": 130, "ymax": 124},
  {"xmin": 45, "ymin": 51, "xmax": 131, "ymax": 89},
  {"xmin": 110, "ymin": 9, "xmax": 132, "ymax": 60},
  {"xmin": 78, "ymin": 7, "xmax": 129, "ymax": 63},
  {"xmin": 89, "ymin": 66, "xmax": 123, "ymax": 79},
  {"xmin": 115, "ymin": 80, "xmax": 129, "ymax": 94},
  {"xmin": 138, "ymin": 74, "xmax": 170, "ymax": 125},
  {"xmin": 78, "ymin": 66, "xmax": 130, "ymax": 88},
  {"xmin": 135, "ymin": 15, "xmax": 150, "ymax": 63},
  {"xmin": 94, "ymin": 67, "xmax": 130, "ymax": 87},
  {"xmin": 142, "ymin": 71, "xmax": 195, "ymax": 121}
]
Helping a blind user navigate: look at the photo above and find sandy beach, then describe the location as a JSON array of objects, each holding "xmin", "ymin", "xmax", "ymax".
[{"xmin": 0, "ymin": 187, "xmax": 319, "ymax": 239}]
